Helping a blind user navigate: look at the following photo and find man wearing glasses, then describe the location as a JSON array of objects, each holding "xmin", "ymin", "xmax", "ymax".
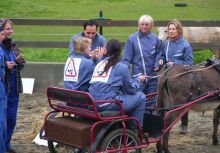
[{"xmin": 69, "ymin": 19, "xmax": 106, "ymax": 56}]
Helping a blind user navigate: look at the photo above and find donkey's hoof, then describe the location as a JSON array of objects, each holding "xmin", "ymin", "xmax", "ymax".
[
  {"xmin": 179, "ymin": 125, "xmax": 188, "ymax": 134},
  {"xmin": 212, "ymin": 136, "xmax": 219, "ymax": 145},
  {"xmin": 164, "ymin": 149, "xmax": 171, "ymax": 153},
  {"xmin": 156, "ymin": 147, "xmax": 163, "ymax": 153},
  {"xmin": 212, "ymin": 141, "xmax": 218, "ymax": 145}
]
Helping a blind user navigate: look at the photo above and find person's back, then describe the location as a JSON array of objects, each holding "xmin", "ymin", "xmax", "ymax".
[
  {"xmin": 89, "ymin": 39, "xmax": 146, "ymax": 127},
  {"xmin": 69, "ymin": 19, "xmax": 106, "ymax": 56},
  {"xmin": 64, "ymin": 37, "xmax": 95, "ymax": 91},
  {"xmin": 64, "ymin": 53, "xmax": 95, "ymax": 91},
  {"xmin": 89, "ymin": 59, "xmax": 140, "ymax": 100}
]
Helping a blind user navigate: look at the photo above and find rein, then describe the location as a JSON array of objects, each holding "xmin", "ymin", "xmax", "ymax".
[
  {"xmin": 157, "ymin": 89, "xmax": 220, "ymax": 114},
  {"xmin": 145, "ymin": 64, "xmax": 216, "ymax": 79},
  {"xmin": 145, "ymin": 65, "xmax": 173, "ymax": 79}
]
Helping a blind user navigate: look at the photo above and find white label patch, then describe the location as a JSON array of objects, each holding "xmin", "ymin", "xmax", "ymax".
[
  {"xmin": 64, "ymin": 57, "xmax": 81, "ymax": 82},
  {"xmin": 90, "ymin": 60, "xmax": 112, "ymax": 83}
]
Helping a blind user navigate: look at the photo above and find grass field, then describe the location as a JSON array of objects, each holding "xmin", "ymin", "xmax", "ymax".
[{"xmin": 0, "ymin": 0, "xmax": 220, "ymax": 63}]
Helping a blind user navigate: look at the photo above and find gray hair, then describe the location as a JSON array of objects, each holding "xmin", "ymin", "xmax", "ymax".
[{"xmin": 138, "ymin": 15, "xmax": 154, "ymax": 26}]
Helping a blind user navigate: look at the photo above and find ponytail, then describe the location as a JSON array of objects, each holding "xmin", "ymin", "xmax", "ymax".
[{"xmin": 101, "ymin": 39, "xmax": 121, "ymax": 75}]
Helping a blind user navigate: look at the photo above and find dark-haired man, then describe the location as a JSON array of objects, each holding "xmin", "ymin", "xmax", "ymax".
[{"xmin": 69, "ymin": 20, "xmax": 106, "ymax": 56}]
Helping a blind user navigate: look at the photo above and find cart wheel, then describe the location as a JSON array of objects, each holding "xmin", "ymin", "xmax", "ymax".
[
  {"xmin": 100, "ymin": 129, "xmax": 142, "ymax": 153},
  {"xmin": 48, "ymin": 140, "xmax": 84, "ymax": 153}
]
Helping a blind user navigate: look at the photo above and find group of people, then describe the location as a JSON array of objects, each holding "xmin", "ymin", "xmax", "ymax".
[
  {"xmin": 64, "ymin": 15, "xmax": 193, "ymax": 128},
  {"xmin": 0, "ymin": 19, "xmax": 25, "ymax": 153},
  {"xmin": 0, "ymin": 14, "xmax": 194, "ymax": 153}
]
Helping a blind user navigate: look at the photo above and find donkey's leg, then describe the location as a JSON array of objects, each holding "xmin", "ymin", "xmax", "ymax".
[
  {"xmin": 180, "ymin": 112, "xmax": 189, "ymax": 134},
  {"xmin": 156, "ymin": 140, "xmax": 163, "ymax": 153},
  {"xmin": 162, "ymin": 132, "xmax": 171, "ymax": 153},
  {"xmin": 212, "ymin": 106, "xmax": 220, "ymax": 145}
]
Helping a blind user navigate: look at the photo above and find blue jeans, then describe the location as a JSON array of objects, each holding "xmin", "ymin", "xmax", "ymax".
[{"xmin": 6, "ymin": 93, "xmax": 19, "ymax": 151}]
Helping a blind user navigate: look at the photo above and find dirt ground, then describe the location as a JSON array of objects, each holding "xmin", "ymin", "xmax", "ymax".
[{"xmin": 10, "ymin": 89, "xmax": 220, "ymax": 153}]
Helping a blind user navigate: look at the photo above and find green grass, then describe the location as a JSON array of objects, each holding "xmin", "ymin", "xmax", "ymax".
[
  {"xmin": 1, "ymin": 0, "xmax": 220, "ymax": 62},
  {"xmin": 1, "ymin": 0, "xmax": 220, "ymax": 20},
  {"xmin": 193, "ymin": 50, "xmax": 213, "ymax": 64},
  {"xmin": 14, "ymin": 26, "xmax": 137, "ymax": 42},
  {"xmin": 22, "ymin": 49, "xmax": 214, "ymax": 63},
  {"xmin": 22, "ymin": 48, "xmax": 69, "ymax": 62}
]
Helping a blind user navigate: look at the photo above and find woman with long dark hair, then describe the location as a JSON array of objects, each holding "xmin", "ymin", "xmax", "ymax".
[{"xmin": 89, "ymin": 39, "xmax": 146, "ymax": 127}]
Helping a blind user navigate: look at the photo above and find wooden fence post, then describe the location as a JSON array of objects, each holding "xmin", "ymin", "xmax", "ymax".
[{"xmin": 99, "ymin": 11, "xmax": 103, "ymax": 35}]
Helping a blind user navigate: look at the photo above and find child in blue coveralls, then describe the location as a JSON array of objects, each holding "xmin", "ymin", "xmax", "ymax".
[
  {"xmin": 1, "ymin": 19, "xmax": 25, "ymax": 153},
  {"xmin": 0, "ymin": 21, "xmax": 7, "ymax": 153},
  {"xmin": 64, "ymin": 37, "xmax": 104, "ymax": 91},
  {"xmin": 122, "ymin": 15, "xmax": 163, "ymax": 110},
  {"xmin": 89, "ymin": 39, "xmax": 146, "ymax": 127}
]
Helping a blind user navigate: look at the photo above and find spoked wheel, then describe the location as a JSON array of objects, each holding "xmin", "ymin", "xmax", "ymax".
[
  {"xmin": 100, "ymin": 129, "xmax": 142, "ymax": 153},
  {"xmin": 48, "ymin": 140, "xmax": 88, "ymax": 153}
]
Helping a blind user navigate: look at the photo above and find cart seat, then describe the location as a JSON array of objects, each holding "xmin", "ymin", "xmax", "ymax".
[{"xmin": 47, "ymin": 86, "xmax": 125, "ymax": 120}]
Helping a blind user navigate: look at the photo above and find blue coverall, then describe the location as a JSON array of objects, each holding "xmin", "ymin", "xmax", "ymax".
[
  {"xmin": 0, "ymin": 47, "xmax": 7, "ymax": 153},
  {"xmin": 64, "ymin": 53, "xmax": 96, "ymax": 91},
  {"xmin": 89, "ymin": 57, "xmax": 146, "ymax": 127},
  {"xmin": 2, "ymin": 47, "xmax": 19, "ymax": 151},
  {"xmin": 122, "ymin": 31, "xmax": 162, "ymax": 109},
  {"xmin": 69, "ymin": 32, "xmax": 106, "ymax": 56},
  {"xmin": 160, "ymin": 36, "xmax": 193, "ymax": 66},
  {"xmin": 160, "ymin": 36, "xmax": 194, "ymax": 128}
]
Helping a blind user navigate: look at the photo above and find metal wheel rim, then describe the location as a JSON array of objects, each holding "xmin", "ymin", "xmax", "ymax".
[{"xmin": 104, "ymin": 133, "xmax": 139, "ymax": 152}]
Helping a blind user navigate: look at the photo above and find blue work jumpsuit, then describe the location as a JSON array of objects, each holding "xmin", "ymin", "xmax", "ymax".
[
  {"xmin": 0, "ymin": 47, "xmax": 7, "ymax": 153},
  {"xmin": 69, "ymin": 32, "xmax": 106, "ymax": 56},
  {"xmin": 64, "ymin": 53, "xmax": 96, "ymax": 91},
  {"xmin": 89, "ymin": 57, "xmax": 146, "ymax": 127},
  {"xmin": 160, "ymin": 36, "xmax": 193, "ymax": 66},
  {"xmin": 160, "ymin": 36, "xmax": 194, "ymax": 127},
  {"xmin": 2, "ymin": 43, "xmax": 23, "ymax": 151},
  {"xmin": 123, "ymin": 31, "xmax": 162, "ymax": 108}
]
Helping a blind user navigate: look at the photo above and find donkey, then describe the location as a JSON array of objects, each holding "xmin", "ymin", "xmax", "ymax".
[{"xmin": 156, "ymin": 61, "xmax": 220, "ymax": 153}]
